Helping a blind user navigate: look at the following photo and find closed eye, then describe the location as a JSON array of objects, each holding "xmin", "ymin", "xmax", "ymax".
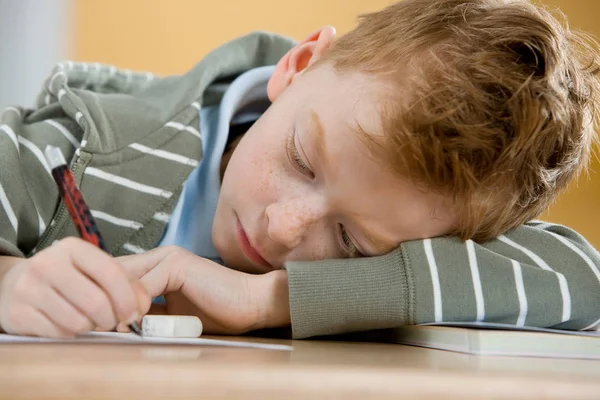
[
  {"xmin": 286, "ymin": 130, "xmax": 313, "ymax": 177},
  {"xmin": 340, "ymin": 224, "xmax": 363, "ymax": 258}
]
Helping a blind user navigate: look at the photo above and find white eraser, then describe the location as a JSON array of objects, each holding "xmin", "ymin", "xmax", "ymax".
[{"xmin": 141, "ymin": 315, "xmax": 203, "ymax": 338}]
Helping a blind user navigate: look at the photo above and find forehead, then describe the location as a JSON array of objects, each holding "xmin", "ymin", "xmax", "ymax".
[
  {"xmin": 300, "ymin": 64, "xmax": 385, "ymax": 137},
  {"xmin": 296, "ymin": 66, "xmax": 455, "ymax": 251}
]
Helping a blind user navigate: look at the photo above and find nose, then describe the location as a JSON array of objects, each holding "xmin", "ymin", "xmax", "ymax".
[{"xmin": 265, "ymin": 197, "xmax": 326, "ymax": 250}]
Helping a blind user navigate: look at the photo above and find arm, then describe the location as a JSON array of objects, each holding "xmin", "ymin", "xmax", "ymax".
[
  {"xmin": 283, "ymin": 222, "xmax": 600, "ymax": 339},
  {"xmin": 120, "ymin": 222, "xmax": 599, "ymax": 338},
  {"xmin": 0, "ymin": 105, "xmax": 76, "ymax": 259}
]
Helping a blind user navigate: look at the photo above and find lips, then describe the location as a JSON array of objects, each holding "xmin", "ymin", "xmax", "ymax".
[{"xmin": 236, "ymin": 217, "xmax": 272, "ymax": 270}]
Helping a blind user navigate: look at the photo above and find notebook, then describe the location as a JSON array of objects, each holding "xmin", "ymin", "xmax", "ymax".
[{"xmin": 390, "ymin": 322, "xmax": 600, "ymax": 360}]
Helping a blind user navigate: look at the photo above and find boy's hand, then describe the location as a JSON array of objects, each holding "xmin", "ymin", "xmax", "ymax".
[
  {"xmin": 0, "ymin": 238, "xmax": 150, "ymax": 338},
  {"xmin": 118, "ymin": 246, "xmax": 291, "ymax": 335}
]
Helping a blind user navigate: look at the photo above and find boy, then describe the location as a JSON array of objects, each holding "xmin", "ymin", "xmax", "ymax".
[{"xmin": 0, "ymin": 0, "xmax": 599, "ymax": 339}]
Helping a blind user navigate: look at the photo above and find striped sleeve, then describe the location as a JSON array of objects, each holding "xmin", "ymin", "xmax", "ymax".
[
  {"xmin": 0, "ymin": 105, "xmax": 83, "ymax": 257},
  {"xmin": 285, "ymin": 222, "xmax": 600, "ymax": 339}
]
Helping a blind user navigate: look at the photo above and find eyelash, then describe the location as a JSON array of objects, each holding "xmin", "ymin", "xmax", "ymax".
[
  {"xmin": 340, "ymin": 225, "xmax": 356, "ymax": 253},
  {"xmin": 286, "ymin": 131, "xmax": 361, "ymax": 258},
  {"xmin": 341, "ymin": 224, "xmax": 364, "ymax": 258},
  {"xmin": 286, "ymin": 131, "xmax": 313, "ymax": 177}
]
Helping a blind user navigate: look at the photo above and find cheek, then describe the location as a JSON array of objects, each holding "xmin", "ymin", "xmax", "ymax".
[
  {"xmin": 225, "ymin": 135, "xmax": 285, "ymax": 201},
  {"xmin": 309, "ymin": 238, "xmax": 331, "ymax": 260},
  {"xmin": 287, "ymin": 233, "xmax": 339, "ymax": 262}
]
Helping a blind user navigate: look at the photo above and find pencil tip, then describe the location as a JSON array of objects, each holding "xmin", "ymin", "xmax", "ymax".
[{"xmin": 129, "ymin": 321, "xmax": 143, "ymax": 336}]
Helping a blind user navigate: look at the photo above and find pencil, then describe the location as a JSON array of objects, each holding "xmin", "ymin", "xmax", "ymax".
[{"xmin": 44, "ymin": 145, "xmax": 142, "ymax": 336}]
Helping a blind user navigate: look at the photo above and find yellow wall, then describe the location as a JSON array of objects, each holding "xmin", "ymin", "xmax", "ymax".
[
  {"xmin": 535, "ymin": 0, "xmax": 600, "ymax": 248},
  {"xmin": 73, "ymin": 0, "xmax": 393, "ymax": 74},
  {"xmin": 72, "ymin": 0, "xmax": 599, "ymax": 247}
]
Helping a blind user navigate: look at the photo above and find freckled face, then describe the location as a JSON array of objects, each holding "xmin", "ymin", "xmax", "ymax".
[{"xmin": 212, "ymin": 64, "xmax": 456, "ymax": 274}]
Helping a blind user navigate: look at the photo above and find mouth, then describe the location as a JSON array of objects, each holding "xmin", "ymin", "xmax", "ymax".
[{"xmin": 236, "ymin": 217, "xmax": 273, "ymax": 271}]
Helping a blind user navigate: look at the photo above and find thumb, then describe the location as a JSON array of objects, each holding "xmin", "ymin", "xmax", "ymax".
[
  {"xmin": 131, "ymin": 278, "xmax": 152, "ymax": 317},
  {"xmin": 115, "ymin": 279, "xmax": 151, "ymax": 333}
]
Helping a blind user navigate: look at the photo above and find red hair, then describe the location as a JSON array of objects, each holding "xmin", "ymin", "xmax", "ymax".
[{"xmin": 319, "ymin": 0, "xmax": 600, "ymax": 240}]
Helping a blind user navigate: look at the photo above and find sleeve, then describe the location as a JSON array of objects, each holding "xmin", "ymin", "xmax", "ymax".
[
  {"xmin": 0, "ymin": 57, "xmax": 154, "ymax": 258},
  {"xmin": 284, "ymin": 222, "xmax": 600, "ymax": 339},
  {"xmin": 0, "ymin": 103, "xmax": 83, "ymax": 257}
]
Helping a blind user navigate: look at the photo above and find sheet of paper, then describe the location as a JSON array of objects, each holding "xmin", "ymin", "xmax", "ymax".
[{"xmin": 0, "ymin": 331, "xmax": 292, "ymax": 351}]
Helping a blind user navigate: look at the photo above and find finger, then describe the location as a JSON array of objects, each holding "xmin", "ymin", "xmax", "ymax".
[
  {"xmin": 116, "ymin": 322, "xmax": 130, "ymax": 333},
  {"xmin": 138, "ymin": 262, "xmax": 184, "ymax": 300},
  {"xmin": 58, "ymin": 238, "xmax": 139, "ymax": 324},
  {"xmin": 23, "ymin": 308, "xmax": 75, "ymax": 339},
  {"xmin": 118, "ymin": 246, "xmax": 182, "ymax": 279},
  {"xmin": 113, "ymin": 281, "xmax": 150, "ymax": 334},
  {"xmin": 46, "ymin": 263, "xmax": 118, "ymax": 331},
  {"xmin": 31, "ymin": 286, "xmax": 95, "ymax": 335},
  {"xmin": 93, "ymin": 326, "xmax": 113, "ymax": 332},
  {"xmin": 131, "ymin": 278, "xmax": 152, "ymax": 317}
]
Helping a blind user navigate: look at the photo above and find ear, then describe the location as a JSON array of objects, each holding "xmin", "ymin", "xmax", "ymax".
[{"xmin": 267, "ymin": 26, "xmax": 336, "ymax": 102}]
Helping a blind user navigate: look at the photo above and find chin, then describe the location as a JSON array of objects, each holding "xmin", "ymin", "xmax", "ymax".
[{"xmin": 212, "ymin": 240, "xmax": 247, "ymax": 272}]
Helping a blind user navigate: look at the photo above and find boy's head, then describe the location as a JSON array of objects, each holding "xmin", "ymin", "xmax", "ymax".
[
  {"xmin": 314, "ymin": 0, "xmax": 600, "ymax": 242},
  {"xmin": 213, "ymin": 0, "xmax": 600, "ymax": 272}
]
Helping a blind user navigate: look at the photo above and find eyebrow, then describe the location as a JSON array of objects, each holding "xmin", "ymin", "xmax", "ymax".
[
  {"xmin": 308, "ymin": 110, "xmax": 392, "ymax": 258},
  {"xmin": 308, "ymin": 110, "xmax": 328, "ymax": 167}
]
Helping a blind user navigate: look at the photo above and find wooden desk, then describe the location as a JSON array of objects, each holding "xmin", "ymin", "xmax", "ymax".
[{"xmin": 0, "ymin": 335, "xmax": 598, "ymax": 400}]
